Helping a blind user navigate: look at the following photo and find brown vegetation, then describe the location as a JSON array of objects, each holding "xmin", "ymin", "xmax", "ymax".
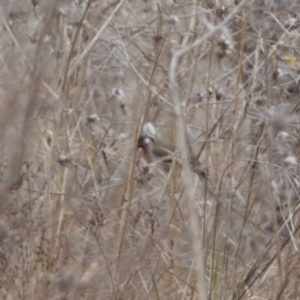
[{"xmin": 1, "ymin": 0, "xmax": 300, "ymax": 299}]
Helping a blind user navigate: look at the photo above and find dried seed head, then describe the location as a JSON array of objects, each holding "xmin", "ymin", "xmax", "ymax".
[
  {"xmin": 216, "ymin": 5, "xmax": 227, "ymax": 17},
  {"xmin": 112, "ymin": 88, "xmax": 124, "ymax": 98},
  {"xmin": 215, "ymin": 88, "xmax": 224, "ymax": 101},
  {"xmin": 110, "ymin": 39, "xmax": 121, "ymax": 48},
  {"xmin": 196, "ymin": 91, "xmax": 206, "ymax": 101},
  {"xmin": 87, "ymin": 114, "xmax": 100, "ymax": 123},
  {"xmin": 266, "ymin": 106, "xmax": 285, "ymax": 132},
  {"xmin": 255, "ymin": 98, "xmax": 265, "ymax": 107},
  {"xmin": 216, "ymin": 35, "xmax": 233, "ymax": 59},
  {"xmin": 283, "ymin": 155, "xmax": 297, "ymax": 166},
  {"xmin": 266, "ymin": 106, "xmax": 297, "ymax": 133},
  {"xmin": 164, "ymin": 15, "xmax": 180, "ymax": 24},
  {"xmin": 153, "ymin": 34, "xmax": 163, "ymax": 43},
  {"xmin": 277, "ymin": 131, "xmax": 290, "ymax": 140},
  {"xmin": 55, "ymin": 2, "xmax": 70, "ymax": 16},
  {"xmin": 58, "ymin": 154, "xmax": 73, "ymax": 166}
]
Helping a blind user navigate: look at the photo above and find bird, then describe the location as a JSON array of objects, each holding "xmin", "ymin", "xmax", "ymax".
[
  {"xmin": 137, "ymin": 133, "xmax": 208, "ymax": 179},
  {"xmin": 137, "ymin": 123, "xmax": 209, "ymax": 179},
  {"xmin": 137, "ymin": 135, "xmax": 173, "ymax": 164}
]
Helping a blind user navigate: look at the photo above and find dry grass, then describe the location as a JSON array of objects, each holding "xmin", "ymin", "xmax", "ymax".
[{"xmin": 1, "ymin": 0, "xmax": 300, "ymax": 299}]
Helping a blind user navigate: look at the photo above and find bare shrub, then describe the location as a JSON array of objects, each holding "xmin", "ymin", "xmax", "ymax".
[{"xmin": 1, "ymin": 0, "xmax": 300, "ymax": 299}]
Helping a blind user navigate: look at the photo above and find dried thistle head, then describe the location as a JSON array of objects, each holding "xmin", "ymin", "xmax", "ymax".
[
  {"xmin": 216, "ymin": 4, "xmax": 228, "ymax": 18},
  {"xmin": 216, "ymin": 39, "xmax": 229, "ymax": 59},
  {"xmin": 283, "ymin": 154, "xmax": 297, "ymax": 167},
  {"xmin": 112, "ymin": 87, "xmax": 124, "ymax": 98},
  {"xmin": 163, "ymin": 15, "xmax": 180, "ymax": 25},
  {"xmin": 265, "ymin": 105, "xmax": 298, "ymax": 133},
  {"xmin": 215, "ymin": 34, "xmax": 234, "ymax": 59}
]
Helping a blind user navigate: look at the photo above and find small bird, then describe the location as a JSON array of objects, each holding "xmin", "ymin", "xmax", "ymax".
[
  {"xmin": 137, "ymin": 135, "xmax": 173, "ymax": 164},
  {"xmin": 137, "ymin": 134, "xmax": 208, "ymax": 179},
  {"xmin": 137, "ymin": 123, "xmax": 209, "ymax": 179}
]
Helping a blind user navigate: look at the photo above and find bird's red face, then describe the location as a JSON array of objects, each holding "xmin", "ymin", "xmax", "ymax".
[
  {"xmin": 137, "ymin": 136, "xmax": 148, "ymax": 154},
  {"xmin": 137, "ymin": 136, "xmax": 154, "ymax": 154}
]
